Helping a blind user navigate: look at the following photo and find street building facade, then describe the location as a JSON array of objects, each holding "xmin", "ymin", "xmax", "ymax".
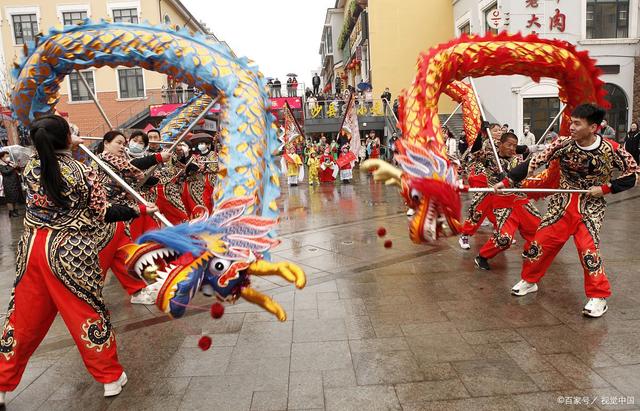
[
  {"xmin": 0, "ymin": 0, "xmax": 212, "ymax": 138},
  {"xmin": 453, "ymin": 0, "xmax": 640, "ymax": 141}
]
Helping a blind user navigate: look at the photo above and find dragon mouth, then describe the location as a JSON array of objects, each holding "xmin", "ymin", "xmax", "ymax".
[
  {"xmin": 408, "ymin": 198, "xmax": 461, "ymax": 244},
  {"xmin": 124, "ymin": 244, "xmax": 181, "ymax": 280},
  {"xmin": 408, "ymin": 197, "xmax": 438, "ymax": 243}
]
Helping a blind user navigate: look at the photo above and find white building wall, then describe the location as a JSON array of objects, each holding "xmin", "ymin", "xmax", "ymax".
[{"xmin": 452, "ymin": 0, "xmax": 640, "ymax": 137}]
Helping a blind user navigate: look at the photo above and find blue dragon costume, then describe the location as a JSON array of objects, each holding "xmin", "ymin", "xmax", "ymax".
[{"xmin": 12, "ymin": 20, "xmax": 306, "ymax": 320}]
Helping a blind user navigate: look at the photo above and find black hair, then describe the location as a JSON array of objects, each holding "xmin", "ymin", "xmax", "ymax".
[
  {"xmin": 500, "ymin": 132, "xmax": 518, "ymax": 143},
  {"xmin": 30, "ymin": 115, "xmax": 71, "ymax": 207},
  {"xmin": 147, "ymin": 128, "xmax": 161, "ymax": 137},
  {"xmin": 489, "ymin": 123, "xmax": 501, "ymax": 130},
  {"xmin": 571, "ymin": 103, "xmax": 606, "ymax": 126},
  {"xmin": 95, "ymin": 130, "xmax": 126, "ymax": 154},
  {"xmin": 129, "ymin": 130, "xmax": 149, "ymax": 147},
  {"xmin": 0, "ymin": 151, "xmax": 9, "ymax": 160}
]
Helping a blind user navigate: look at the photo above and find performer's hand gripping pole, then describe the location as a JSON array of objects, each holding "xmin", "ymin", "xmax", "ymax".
[
  {"xmin": 78, "ymin": 144, "xmax": 174, "ymax": 227},
  {"xmin": 468, "ymin": 78, "xmax": 503, "ymax": 173}
]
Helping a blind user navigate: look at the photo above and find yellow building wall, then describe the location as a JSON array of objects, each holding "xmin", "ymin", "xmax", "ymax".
[
  {"xmin": 0, "ymin": 0, "xmax": 199, "ymax": 97},
  {"xmin": 368, "ymin": 0, "xmax": 455, "ymax": 113}
]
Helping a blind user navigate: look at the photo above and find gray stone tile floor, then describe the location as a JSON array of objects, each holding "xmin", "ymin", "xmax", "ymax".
[{"xmin": 0, "ymin": 170, "xmax": 639, "ymax": 410}]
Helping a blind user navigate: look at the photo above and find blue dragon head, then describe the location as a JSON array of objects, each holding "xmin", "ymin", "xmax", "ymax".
[{"xmin": 121, "ymin": 197, "xmax": 305, "ymax": 320}]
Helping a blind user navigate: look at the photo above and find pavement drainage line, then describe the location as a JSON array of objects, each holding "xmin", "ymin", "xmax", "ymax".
[{"xmin": 33, "ymin": 244, "xmax": 444, "ymax": 355}]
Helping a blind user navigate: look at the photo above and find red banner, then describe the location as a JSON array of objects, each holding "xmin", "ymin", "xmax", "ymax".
[
  {"xmin": 269, "ymin": 97, "xmax": 302, "ymax": 110},
  {"xmin": 149, "ymin": 103, "xmax": 220, "ymax": 117}
]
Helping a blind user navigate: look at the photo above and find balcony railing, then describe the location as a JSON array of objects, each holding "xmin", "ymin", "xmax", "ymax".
[{"xmin": 304, "ymin": 97, "xmax": 387, "ymax": 120}]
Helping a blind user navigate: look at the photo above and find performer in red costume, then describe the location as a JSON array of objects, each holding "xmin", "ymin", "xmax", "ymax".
[
  {"xmin": 337, "ymin": 144, "xmax": 356, "ymax": 184},
  {"xmin": 457, "ymin": 124, "xmax": 503, "ymax": 249},
  {"xmin": 94, "ymin": 130, "xmax": 170, "ymax": 305},
  {"xmin": 470, "ymin": 133, "xmax": 541, "ymax": 270},
  {"xmin": 319, "ymin": 147, "xmax": 339, "ymax": 183},
  {"xmin": 132, "ymin": 128, "xmax": 190, "ymax": 228},
  {"xmin": 497, "ymin": 104, "xmax": 639, "ymax": 317},
  {"xmin": 0, "ymin": 116, "xmax": 159, "ymax": 401},
  {"xmin": 181, "ymin": 133, "xmax": 218, "ymax": 214}
]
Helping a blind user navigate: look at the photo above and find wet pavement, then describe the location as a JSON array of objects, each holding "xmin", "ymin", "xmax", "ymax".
[{"xmin": 1, "ymin": 169, "xmax": 640, "ymax": 410}]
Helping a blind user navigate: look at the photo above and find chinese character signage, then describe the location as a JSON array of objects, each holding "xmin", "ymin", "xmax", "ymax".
[{"xmin": 507, "ymin": 0, "xmax": 573, "ymax": 36}]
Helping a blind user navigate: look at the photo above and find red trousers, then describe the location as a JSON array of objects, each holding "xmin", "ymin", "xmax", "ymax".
[
  {"xmin": 203, "ymin": 174, "xmax": 214, "ymax": 214},
  {"xmin": 129, "ymin": 214, "xmax": 159, "ymax": 241},
  {"xmin": 99, "ymin": 222, "xmax": 147, "ymax": 295},
  {"xmin": 520, "ymin": 194, "xmax": 611, "ymax": 298},
  {"xmin": 479, "ymin": 204, "xmax": 540, "ymax": 259},
  {"xmin": 155, "ymin": 184, "xmax": 188, "ymax": 225},
  {"xmin": 461, "ymin": 194, "xmax": 496, "ymax": 236},
  {"xmin": 0, "ymin": 229, "xmax": 123, "ymax": 390}
]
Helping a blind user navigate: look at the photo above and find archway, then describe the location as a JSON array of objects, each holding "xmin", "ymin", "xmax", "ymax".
[{"xmin": 603, "ymin": 83, "xmax": 628, "ymax": 141}]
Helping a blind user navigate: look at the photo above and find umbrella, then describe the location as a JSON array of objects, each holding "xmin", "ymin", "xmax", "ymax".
[
  {"xmin": 0, "ymin": 145, "xmax": 32, "ymax": 168},
  {"xmin": 357, "ymin": 81, "xmax": 371, "ymax": 91},
  {"xmin": 286, "ymin": 73, "xmax": 298, "ymax": 77}
]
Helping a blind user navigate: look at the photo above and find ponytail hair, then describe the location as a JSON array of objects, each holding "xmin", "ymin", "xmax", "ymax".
[{"xmin": 30, "ymin": 115, "xmax": 71, "ymax": 207}]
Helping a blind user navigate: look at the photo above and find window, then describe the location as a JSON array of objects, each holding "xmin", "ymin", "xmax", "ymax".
[
  {"xmin": 68, "ymin": 70, "xmax": 95, "ymax": 102},
  {"xmin": 326, "ymin": 27, "xmax": 333, "ymax": 54},
  {"xmin": 12, "ymin": 14, "xmax": 38, "ymax": 45},
  {"xmin": 459, "ymin": 21, "xmax": 471, "ymax": 35},
  {"xmin": 484, "ymin": 3, "xmax": 499, "ymax": 35},
  {"xmin": 164, "ymin": 14, "xmax": 171, "ymax": 25},
  {"xmin": 586, "ymin": 0, "xmax": 629, "ymax": 39},
  {"xmin": 118, "ymin": 68, "xmax": 145, "ymax": 98},
  {"xmin": 523, "ymin": 97, "xmax": 561, "ymax": 141},
  {"xmin": 112, "ymin": 8, "xmax": 138, "ymax": 23},
  {"xmin": 62, "ymin": 11, "xmax": 87, "ymax": 26}
]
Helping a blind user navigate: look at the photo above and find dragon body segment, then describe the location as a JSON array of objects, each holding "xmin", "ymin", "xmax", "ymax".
[
  {"xmin": 158, "ymin": 93, "xmax": 215, "ymax": 142},
  {"xmin": 11, "ymin": 21, "xmax": 279, "ymax": 219},
  {"xmin": 365, "ymin": 32, "xmax": 607, "ymax": 244},
  {"xmin": 12, "ymin": 22, "xmax": 305, "ymax": 320},
  {"xmin": 443, "ymin": 81, "xmax": 481, "ymax": 145}
]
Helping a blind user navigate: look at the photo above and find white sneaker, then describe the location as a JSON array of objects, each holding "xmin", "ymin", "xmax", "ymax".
[
  {"xmin": 511, "ymin": 279, "xmax": 538, "ymax": 296},
  {"xmin": 406, "ymin": 208, "xmax": 415, "ymax": 216},
  {"xmin": 104, "ymin": 372, "xmax": 127, "ymax": 397},
  {"xmin": 511, "ymin": 238, "xmax": 517, "ymax": 245},
  {"xmin": 458, "ymin": 235, "xmax": 470, "ymax": 250},
  {"xmin": 583, "ymin": 298, "xmax": 608, "ymax": 318},
  {"xmin": 130, "ymin": 287, "xmax": 157, "ymax": 305}
]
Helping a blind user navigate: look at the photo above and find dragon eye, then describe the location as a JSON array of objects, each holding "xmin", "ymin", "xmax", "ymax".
[
  {"xmin": 410, "ymin": 189, "xmax": 422, "ymax": 203},
  {"xmin": 208, "ymin": 258, "xmax": 231, "ymax": 275}
]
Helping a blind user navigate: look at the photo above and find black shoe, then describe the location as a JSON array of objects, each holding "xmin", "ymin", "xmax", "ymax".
[{"xmin": 474, "ymin": 256, "xmax": 490, "ymax": 270}]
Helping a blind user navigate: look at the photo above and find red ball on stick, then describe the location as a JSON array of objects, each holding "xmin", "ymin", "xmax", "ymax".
[
  {"xmin": 377, "ymin": 227, "xmax": 387, "ymax": 237},
  {"xmin": 384, "ymin": 240, "xmax": 393, "ymax": 249}
]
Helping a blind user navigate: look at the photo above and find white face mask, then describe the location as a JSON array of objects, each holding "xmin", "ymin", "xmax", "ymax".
[
  {"xmin": 198, "ymin": 143, "xmax": 209, "ymax": 153},
  {"xmin": 128, "ymin": 142, "xmax": 144, "ymax": 154}
]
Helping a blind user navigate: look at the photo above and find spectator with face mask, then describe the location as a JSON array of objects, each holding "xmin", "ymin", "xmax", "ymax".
[{"xmin": 126, "ymin": 130, "xmax": 149, "ymax": 159}]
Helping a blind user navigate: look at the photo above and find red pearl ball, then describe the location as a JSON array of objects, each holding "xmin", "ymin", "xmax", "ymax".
[
  {"xmin": 377, "ymin": 227, "xmax": 387, "ymax": 237},
  {"xmin": 210, "ymin": 303, "xmax": 225, "ymax": 319},
  {"xmin": 384, "ymin": 240, "xmax": 393, "ymax": 249},
  {"xmin": 198, "ymin": 336, "xmax": 212, "ymax": 351}
]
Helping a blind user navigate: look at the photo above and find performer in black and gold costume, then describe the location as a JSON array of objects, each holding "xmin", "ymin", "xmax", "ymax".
[{"xmin": 0, "ymin": 116, "xmax": 159, "ymax": 400}]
